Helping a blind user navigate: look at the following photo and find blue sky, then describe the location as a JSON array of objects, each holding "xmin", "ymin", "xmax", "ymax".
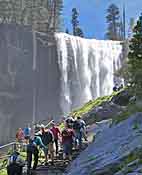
[{"xmin": 63, "ymin": 0, "xmax": 142, "ymax": 39}]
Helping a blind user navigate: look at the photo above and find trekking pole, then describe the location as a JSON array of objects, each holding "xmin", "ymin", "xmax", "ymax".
[{"xmin": 44, "ymin": 120, "xmax": 54, "ymax": 128}]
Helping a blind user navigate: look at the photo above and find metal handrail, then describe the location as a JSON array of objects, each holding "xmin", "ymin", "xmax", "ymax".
[
  {"xmin": 0, "ymin": 142, "xmax": 26, "ymax": 157},
  {"xmin": 0, "ymin": 142, "xmax": 27, "ymax": 170},
  {"xmin": 0, "ymin": 120, "xmax": 53, "ymax": 159},
  {"xmin": 0, "ymin": 142, "xmax": 16, "ymax": 150}
]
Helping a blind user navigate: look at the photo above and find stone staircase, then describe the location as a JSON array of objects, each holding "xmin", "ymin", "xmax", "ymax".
[{"xmin": 34, "ymin": 143, "xmax": 88, "ymax": 175}]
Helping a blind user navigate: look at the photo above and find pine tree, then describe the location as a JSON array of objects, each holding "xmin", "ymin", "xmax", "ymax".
[
  {"xmin": 106, "ymin": 4, "xmax": 121, "ymax": 40},
  {"xmin": 71, "ymin": 8, "xmax": 84, "ymax": 37},
  {"xmin": 76, "ymin": 27, "xmax": 84, "ymax": 37},
  {"xmin": 128, "ymin": 14, "xmax": 142, "ymax": 97},
  {"xmin": 65, "ymin": 28, "xmax": 69, "ymax": 34},
  {"xmin": 128, "ymin": 18, "xmax": 135, "ymax": 38},
  {"xmin": 71, "ymin": 8, "xmax": 79, "ymax": 36}
]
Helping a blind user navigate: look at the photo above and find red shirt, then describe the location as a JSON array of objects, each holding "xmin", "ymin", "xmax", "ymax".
[
  {"xmin": 51, "ymin": 127, "xmax": 60, "ymax": 139},
  {"xmin": 16, "ymin": 130, "xmax": 24, "ymax": 141},
  {"xmin": 61, "ymin": 128, "xmax": 74, "ymax": 144}
]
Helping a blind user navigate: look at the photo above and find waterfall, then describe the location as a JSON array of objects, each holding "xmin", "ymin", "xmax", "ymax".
[{"xmin": 55, "ymin": 33, "xmax": 122, "ymax": 115}]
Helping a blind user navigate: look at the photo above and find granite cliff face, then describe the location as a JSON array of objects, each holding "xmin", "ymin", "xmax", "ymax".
[
  {"xmin": 66, "ymin": 113, "xmax": 142, "ymax": 175},
  {"xmin": 0, "ymin": 24, "xmax": 61, "ymax": 143}
]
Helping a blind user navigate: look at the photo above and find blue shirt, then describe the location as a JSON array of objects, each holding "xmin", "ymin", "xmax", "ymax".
[
  {"xmin": 33, "ymin": 136, "xmax": 46, "ymax": 149},
  {"xmin": 24, "ymin": 127, "xmax": 31, "ymax": 136}
]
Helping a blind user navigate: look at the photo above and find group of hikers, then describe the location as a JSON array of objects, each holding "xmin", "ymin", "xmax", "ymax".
[
  {"xmin": 113, "ymin": 83, "xmax": 123, "ymax": 92},
  {"xmin": 7, "ymin": 116, "xmax": 87, "ymax": 175}
]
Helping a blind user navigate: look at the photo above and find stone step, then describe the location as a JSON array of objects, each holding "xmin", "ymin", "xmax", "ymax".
[{"xmin": 35, "ymin": 143, "xmax": 89, "ymax": 175}]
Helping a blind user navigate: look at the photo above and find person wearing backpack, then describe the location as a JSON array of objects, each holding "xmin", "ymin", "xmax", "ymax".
[
  {"xmin": 50, "ymin": 121, "xmax": 61, "ymax": 156},
  {"xmin": 40, "ymin": 124, "xmax": 55, "ymax": 165},
  {"xmin": 65, "ymin": 116, "xmax": 74, "ymax": 128},
  {"xmin": 61, "ymin": 124, "xmax": 74, "ymax": 161},
  {"xmin": 7, "ymin": 151, "xmax": 25, "ymax": 175},
  {"xmin": 73, "ymin": 117, "xmax": 85, "ymax": 149},
  {"xmin": 26, "ymin": 133, "xmax": 47, "ymax": 173}
]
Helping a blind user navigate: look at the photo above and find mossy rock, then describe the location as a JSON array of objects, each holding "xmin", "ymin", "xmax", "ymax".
[
  {"xmin": 111, "ymin": 90, "xmax": 132, "ymax": 106},
  {"xmin": 71, "ymin": 91, "xmax": 119, "ymax": 120}
]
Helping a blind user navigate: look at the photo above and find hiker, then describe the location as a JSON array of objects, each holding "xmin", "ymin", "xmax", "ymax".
[
  {"xmin": 50, "ymin": 121, "xmax": 61, "ymax": 155},
  {"xmin": 61, "ymin": 123, "xmax": 74, "ymax": 161},
  {"xmin": 40, "ymin": 124, "xmax": 55, "ymax": 165},
  {"xmin": 16, "ymin": 128, "xmax": 24, "ymax": 143},
  {"xmin": 7, "ymin": 151, "xmax": 25, "ymax": 175},
  {"xmin": 24, "ymin": 124, "xmax": 31, "ymax": 144},
  {"xmin": 26, "ymin": 133, "xmax": 47, "ymax": 173},
  {"xmin": 73, "ymin": 117, "xmax": 86, "ymax": 149},
  {"xmin": 113, "ymin": 84, "xmax": 119, "ymax": 92},
  {"xmin": 65, "ymin": 116, "xmax": 74, "ymax": 128},
  {"xmin": 78, "ymin": 117, "xmax": 87, "ymax": 142}
]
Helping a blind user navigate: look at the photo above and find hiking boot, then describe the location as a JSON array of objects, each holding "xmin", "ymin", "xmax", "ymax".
[
  {"xmin": 27, "ymin": 169, "xmax": 31, "ymax": 175},
  {"xmin": 56, "ymin": 153, "xmax": 59, "ymax": 158},
  {"xmin": 44, "ymin": 162, "xmax": 48, "ymax": 166},
  {"xmin": 85, "ymin": 138, "xmax": 88, "ymax": 141},
  {"xmin": 50, "ymin": 161, "xmax": 54, "ymax": 166},
  {"xmin": 69, "ymin": 156, "xmax": 72, "ymax": 161}
]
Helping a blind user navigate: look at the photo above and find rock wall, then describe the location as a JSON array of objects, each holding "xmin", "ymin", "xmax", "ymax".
[{"xmin": 0, "ymin": 24, "xmax": 61, "ymax": 143}]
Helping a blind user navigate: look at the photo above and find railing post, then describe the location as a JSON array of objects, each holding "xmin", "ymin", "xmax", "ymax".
[{"xmin": 13, "ymin": 142, "xmax": 17, "ymax": 152}]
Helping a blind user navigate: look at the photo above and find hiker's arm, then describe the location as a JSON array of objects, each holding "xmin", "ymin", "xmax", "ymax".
[{"xmin": 38, "ymin": 137, "xmax": 47, "ymax": 149}]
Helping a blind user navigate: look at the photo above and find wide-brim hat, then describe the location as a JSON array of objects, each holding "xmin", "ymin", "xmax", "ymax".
[
  {"xmin": 40, "ymin": 124, "xmax": 45, "ymax": 128},
  {"xmin": 35, "ymin": 131, "xmax": 42, "ymax": 136}
]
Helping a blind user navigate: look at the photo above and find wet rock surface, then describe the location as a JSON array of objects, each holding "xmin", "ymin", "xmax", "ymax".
[
  {"xmin": 0, "ymin": 24, "xmax": 61, "ymax": 143},
  {"xmin": 66, "ymin": 113, "xmax": 142, "ymax": 175}
]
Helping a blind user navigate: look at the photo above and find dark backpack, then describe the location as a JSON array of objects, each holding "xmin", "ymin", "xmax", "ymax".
[
  {"xmin": 73, "ymin": 121, "xmax": 81, "ymax": 130},
  {"xmin": 42, "ymin": 131, "xmax": 53, "ymax": 145},
  {"xmin": 62, "ymin": 129, "xmax": 69, "ymax": 137},
  {"xmin": 10, "ymin": 153, "xmax": 18, "ymax": 164}
]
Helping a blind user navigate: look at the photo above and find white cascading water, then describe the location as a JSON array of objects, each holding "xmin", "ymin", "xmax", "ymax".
[{"xmin": 55, "ymin": 33, "xmax": 123, "ymax": 115}]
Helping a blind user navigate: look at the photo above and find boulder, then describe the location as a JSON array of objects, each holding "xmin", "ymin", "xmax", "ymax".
[
  {"xmin": 66, "ymin": 113, "xmax": 142, "ymax": 175},
  {"xmin": 111, "ymin": 90, "xmax": 132, "ymax": 106},
  {"xmin": 83, "ymin": 101, "xmax": 125, "ymax": 125}
]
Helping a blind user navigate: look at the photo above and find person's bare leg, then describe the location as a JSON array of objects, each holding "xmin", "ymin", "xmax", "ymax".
[{"xmin": 69, "ymin": 154, "xmax": 72, "ymax": 161}]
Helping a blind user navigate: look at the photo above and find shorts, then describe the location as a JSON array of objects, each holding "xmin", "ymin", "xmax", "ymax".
[
  {"xmin": 48, "ymin": 142, "xmax": 54, "ymax": 154},
  {"xmin": 43, "ymin": 147, "xmax": 48, "ymax": 156},
  {"xmin": 63, "ymin": 142, "xmax": 73, "ymax": 155},
  {"xmin": 24, "ymin": 136, "xmax": 30, "ymax": 140}
]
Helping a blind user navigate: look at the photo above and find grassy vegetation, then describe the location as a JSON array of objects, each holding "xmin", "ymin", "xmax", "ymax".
[
  {"xmin": 0, "ymin": 150, "xmax": 26, "ymax": 175},
  {"xmin": 71, "ymin": 91, "xmax": 119, "ymax": 118},
  {"xmin": 0, "ymin": 169, "xmax": 7, "ymax": 175}
]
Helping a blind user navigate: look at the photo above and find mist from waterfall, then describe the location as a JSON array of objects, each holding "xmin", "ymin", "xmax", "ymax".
[{"xmin": 55, "ymin": 33, "xmax": 122, "ymax": 115}]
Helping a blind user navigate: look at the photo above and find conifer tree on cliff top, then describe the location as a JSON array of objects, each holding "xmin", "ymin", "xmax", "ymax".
[
  {"xmin": 71, "ymin": 8, "xmax": 84, "ymax": 37},
  {"xmin": 128, "ymin": 14, "xmax": 142, "ymax": 97},
  {"xmin": 106, "ymin": 4, "xmax": 121, "ymax": 40}
]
